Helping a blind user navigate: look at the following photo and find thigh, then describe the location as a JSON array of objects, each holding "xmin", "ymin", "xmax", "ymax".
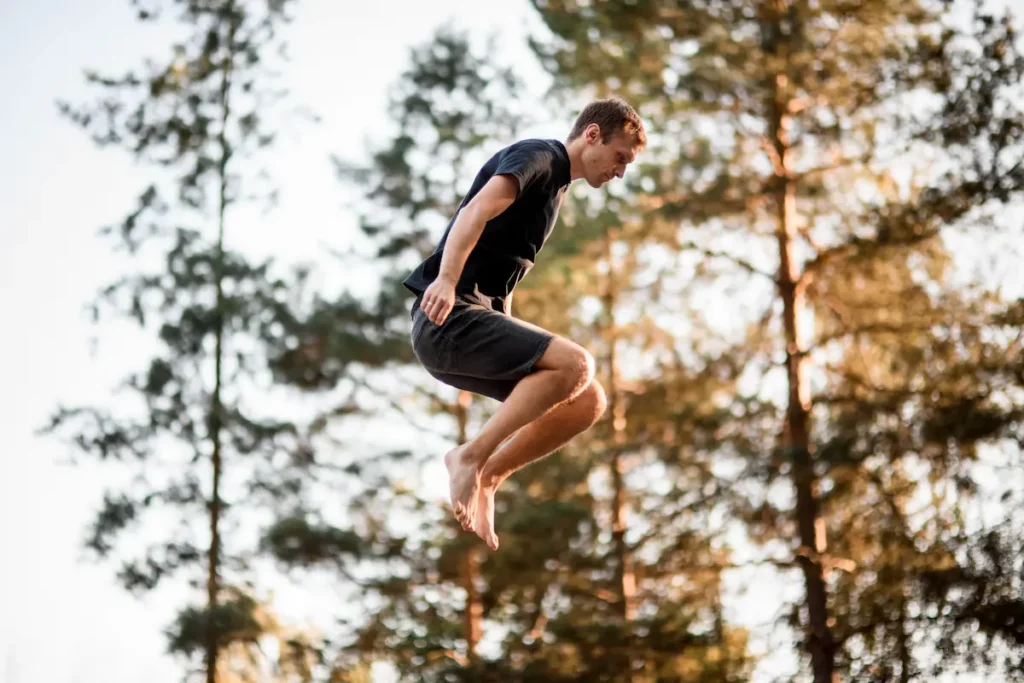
[{"xmin": 531, "ymin": 335, "xmax": 593, "ymax": 373}]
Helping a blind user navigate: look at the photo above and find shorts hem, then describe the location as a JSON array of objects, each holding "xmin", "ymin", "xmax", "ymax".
[{"xmin": 523, "ymin": 333, "xmax": 555, "ymax": 375}]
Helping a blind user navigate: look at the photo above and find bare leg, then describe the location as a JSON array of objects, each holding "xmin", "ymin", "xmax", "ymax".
[
  {"xmin": 472, "ymin": 379, "xmax": 607, "ymax": 549},
  {"xmin": 445, "ymin": 338, "xmax": 595, "ymax": 530}
]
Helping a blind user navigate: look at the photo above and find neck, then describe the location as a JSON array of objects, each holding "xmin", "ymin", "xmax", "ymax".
[{"xmin": 564, "ymin": 137, "xmax": 586, "ymax": 181}]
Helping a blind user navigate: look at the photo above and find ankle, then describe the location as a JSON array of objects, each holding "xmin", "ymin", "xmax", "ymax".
[
  {"xmin": 459, "ymin": 442, "xmax": 490, "ymax": 468},
  {"xmin": 478, "ymin": 468, "xmax": 504, "ymax": 490}
]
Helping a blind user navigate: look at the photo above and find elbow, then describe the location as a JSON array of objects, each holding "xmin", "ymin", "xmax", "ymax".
[
  {"xmin": 461, "ymin": 198, "xmax": 492, "ymax": 223},
  {"xmin": 453, "ymin": 201, "xmax": 490, "ymax": 238},
  {"xmin": 459, "ymin": 200, "xmax": 481, "ymax": 221}
]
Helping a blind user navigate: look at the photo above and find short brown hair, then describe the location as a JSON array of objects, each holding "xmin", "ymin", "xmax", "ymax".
[{"xmin": 568, "ymin": 97, "xmax": 647, "ymax": 149}]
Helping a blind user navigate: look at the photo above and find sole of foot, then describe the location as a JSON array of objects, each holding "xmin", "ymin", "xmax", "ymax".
[
  {"xmin": 444, "ymin": 444, "xmax": 481, "ymax": 532},
  {"xmin": 473, "ymin": 486, "xmax": 499, "ymax": 551}
]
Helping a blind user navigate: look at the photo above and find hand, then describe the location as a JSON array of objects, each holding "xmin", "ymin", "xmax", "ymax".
[{"xmin": 420, "ymin": 277, "xmax": 456, "ymax": 325}]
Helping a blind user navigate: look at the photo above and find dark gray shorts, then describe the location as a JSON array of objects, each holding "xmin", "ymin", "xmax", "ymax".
[{"xmin": 410, "ymin": 295, "xmax": 555, "ymax": 402}]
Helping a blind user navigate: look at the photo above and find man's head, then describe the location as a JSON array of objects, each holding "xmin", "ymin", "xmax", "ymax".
[{"xmin": 566, "ymin": 97, "xmax": 647, "ymax": 188}]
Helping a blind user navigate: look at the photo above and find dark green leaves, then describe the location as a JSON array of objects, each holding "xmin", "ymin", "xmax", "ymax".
[
  {"xmin": 48, "ymin": 1, "xmax": 313, "ymax": 678},
  {"xmin": 166, "ymin": 592, "xmax": 263, "ymax": 657},
  {"xmin": 262, "ymin": 517, "xmax": 365, "ymax": 567}
]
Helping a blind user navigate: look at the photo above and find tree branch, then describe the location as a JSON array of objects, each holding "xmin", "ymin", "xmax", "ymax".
[
  {"xmin": 678, "ymin": 239, "xmax": 775, "ymax": 280},
  {"xmin": 350, "ymin": 373, "xmax": 455, "ymax": 441}
]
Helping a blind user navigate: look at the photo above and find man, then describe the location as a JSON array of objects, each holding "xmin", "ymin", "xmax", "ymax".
[{"xmin": 403, "ymin": 98, "xmax": 647, "ymax": 551}]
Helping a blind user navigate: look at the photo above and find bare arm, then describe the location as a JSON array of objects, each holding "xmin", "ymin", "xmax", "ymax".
[{"xmin": 421, "ymin": 175, "xmax": 519, "ymax": 324}]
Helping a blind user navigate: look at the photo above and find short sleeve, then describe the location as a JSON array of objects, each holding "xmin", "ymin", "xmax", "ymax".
[{"xmin": 494, "ymin": 141, "xmax": 554, "ymax": 197}]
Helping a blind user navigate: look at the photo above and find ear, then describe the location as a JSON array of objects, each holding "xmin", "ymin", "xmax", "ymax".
[{"xmin": 585, "ymin": 123, "xmax": 602, "ymax": 143}]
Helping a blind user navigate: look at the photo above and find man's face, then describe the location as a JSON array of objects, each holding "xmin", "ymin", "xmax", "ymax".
[{"xmin": 581, "ymin": 124, "xmax": 641, "ymax": 188}]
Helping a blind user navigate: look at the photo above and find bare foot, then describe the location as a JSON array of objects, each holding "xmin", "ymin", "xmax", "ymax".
[
  {"xmin": 473, "ymin": 486, "xmax": 499, "ymax": 551},
  {"xmin": 444, "ymin": 445, "xmax": 481, "ymax": 531}
]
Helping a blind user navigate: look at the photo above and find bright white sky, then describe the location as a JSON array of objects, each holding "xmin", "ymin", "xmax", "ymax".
[
  {"xmin": 0, "ymin": 2, "xmax": 550, "ymax": 682},
  {"xmin": 0, "ymin": 1, "xmax": 1019, "ymax": 682}
]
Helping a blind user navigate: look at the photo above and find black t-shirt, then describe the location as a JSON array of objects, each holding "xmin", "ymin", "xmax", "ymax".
[{"xmin": 403, "ymin": 138, "xmax": 572, "ymax": 313}]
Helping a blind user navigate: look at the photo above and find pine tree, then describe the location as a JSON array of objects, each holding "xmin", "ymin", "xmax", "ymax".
[
  {"xmin": 43, "ymin": 1, "xmax": 315, "ymax": 680},
  {"xmin": 489, "ymin": 178, "xmax": 757, "ymax": 683},
  {"xmin": 527, "ymin": 0, "xmax": 1024, "ymax": 680},
  {"xmin": 262, "ymin": 26, "xmax": 531, "ymax": 680},
  {"xmin": 269, "ymin": 20, "xmax": 757, "ymax": 681}
]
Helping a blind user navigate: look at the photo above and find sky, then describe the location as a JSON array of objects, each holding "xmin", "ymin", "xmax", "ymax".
[
  {"xmin": 0, "ymin": 2, "xmax": 549, "ymax": 682},
  {"xmin": 1, "ymin": 1, "xmax": 1021, "ymax": 683}
]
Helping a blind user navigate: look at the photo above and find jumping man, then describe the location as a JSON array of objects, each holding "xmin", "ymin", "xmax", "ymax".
[{"xmin": 403, "ymin": 98, "xmax": 647, "ymax": 550}]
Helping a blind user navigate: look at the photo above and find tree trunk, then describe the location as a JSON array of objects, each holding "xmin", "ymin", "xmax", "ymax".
[
  {"xmin": 764, "ymin": 4, "xmax": 836, "ymax": 681},
  {"xmin": 206, "ymin": 9, "xmax": 237, "ymax": 683},
  {"xmin": 897, "ymin": 593, "xmax": 911, "ymax": 683},
  {"xmin": 455, "ymin": 390, "xmax": 482, "ymax": 661},
  {"xmin": 462, "ymin": 547, "xmax": 483, "ymax": 663},
  {"xmin": 604, "ymin": 234, "xmax": 635, "ymax": 680},
  {"xmin": 774, "ymin": 120, "xmax": 836, "ymax": 683}
]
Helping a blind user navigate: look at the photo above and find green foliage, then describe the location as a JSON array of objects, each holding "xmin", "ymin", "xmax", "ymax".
[
  {"xmin": 270, "ymin": 19, "xmax": 756, "ymax": 683},
  {"xmin": 168, "ymin": 592, "xmax": 264, "ymax": 657},
  {"xmin": 44, "ymin": 2, "xmax": 1024, "ymax": 682},
  {"xmin": 528, "ymin": 0, "xmax": 1024, "ymax": 680},
  {"xmin": 262, "ymin": 516, "xmax": 366, "ymax": 565},
  {"xmin": 260, "ymin": 26, "xmax": 533, "ymax": 681}
]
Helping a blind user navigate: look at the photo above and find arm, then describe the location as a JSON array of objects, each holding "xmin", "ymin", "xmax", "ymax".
[
  {"xmin": 420, "ymin": 174, "xmax": 519, "ymax": 324},
  {"xmin": 436, "ymin": 174, "xmax": 518, "ymax": 284}
]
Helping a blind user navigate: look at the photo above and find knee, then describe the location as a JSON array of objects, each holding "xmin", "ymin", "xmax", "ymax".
[
  {"xmin": 562, "ymin": 345, "xmax": 596, "ymax": 397},
  {"xmin": 538, "ymin": 338, "xmax": 597, "ymax": 399},
  {"xmin": 586, "ymin": 379, "xmax": 608, "ymax": 421}
]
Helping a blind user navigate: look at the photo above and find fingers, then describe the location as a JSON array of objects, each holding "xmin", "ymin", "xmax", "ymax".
[
  {"xmin": 421, "ymin": 296, "xmax": 439, "ymax": 324},
  {"xmin": 438, "ymin": 305, "xmax": 452, "ymax": 325},
  {"xmin": 420, "ymin": 293, "xmax": 453, "ymax": 325}
]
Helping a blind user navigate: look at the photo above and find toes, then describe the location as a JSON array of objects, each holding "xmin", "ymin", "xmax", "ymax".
[
  {"xmin": 463, "ymin": 506, "xmax": 477, "ymax": 531},
  {"xmin": 453, "ymin": 502, "xmax": 475, "ymax": 531}
]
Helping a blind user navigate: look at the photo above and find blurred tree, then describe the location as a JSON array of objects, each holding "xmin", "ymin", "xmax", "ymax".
[
  {"xmin": 44, "ymin": 1, "xmax": 317, "ymax": 681},
  {"xmin": 488, "ymin": 200, "xmax": 758, "ymax": 683},
  {"xmin": 528, "ymin": 0, "xmax": 1024, "ymax": 680},
  {"xmin": 268, "ymin": 22, "xmax": 756, "ymax": 682},
  {"xmin": 263, "ymin": 26, "xmax": 529, "ymax": 680}
]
